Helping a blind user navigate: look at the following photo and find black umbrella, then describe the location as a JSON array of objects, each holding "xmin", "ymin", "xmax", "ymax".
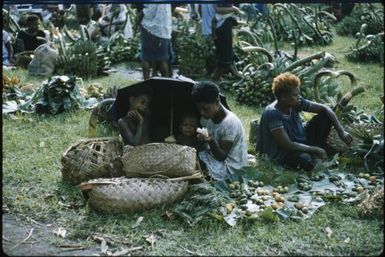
[{"xmin": 108, "ymin": 76, "xmax": 230, "ymax": 142}]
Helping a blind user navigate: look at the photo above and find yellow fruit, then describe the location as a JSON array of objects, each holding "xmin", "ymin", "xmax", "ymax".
[
  {"xmin": 230, "ymin": 202, "xmax": 236, "ymax": 208},
  {"xmin": 278, "ymin": 202, "xmax": 284, "ymax": 208},
  {"xmin": 271, "ymin": 203, "xmax": 279, "ymax": 210},
  {"xmin": 356, "ymin": 186, "xmax": 364, "ymax": 193},
  {"xmin": 225, "ymin": 203, "xmax": 233, "ymax": 214},
  {"xmin": 229, "ymin": 183, "xmax": 235, "ymax": 190},
  {"xmin": 11, "ymin": 75, "xmax": 20, "ymax": 85},
  {"xmin": 369, "ymin": 176, "xmax": 376, "ymax": 182},
  {"xmin": 275, "ymin": 196, "xmax": 285, "ymax": 203},
  {"xmin": 301, "ymin": 207, "xmax": 309, "ymax": 214}
]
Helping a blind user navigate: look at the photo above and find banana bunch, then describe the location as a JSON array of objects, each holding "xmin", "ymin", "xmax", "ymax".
[
  {"xmin": 105, "ymin": 32, "xmax": 138, "ymax": 64},
  {"xmin": 174, "ymin": 20, "xmax": 215, "ymax": 79},
  {"xmin": 85, "ymin": 83, "xmax": 104, "ymax": 99},
  {"xmin": 270, "ymin": 3, "xmax": 336, "ymax": 46},
  {"xmin": 336, "ymin": 3, "xmax": 384, "ymax": 36},
  {"xmin": 3, "ymin": 74, "xmax": 20, "ymax": 87},
  {"xmin": 346, "ymin": 25, "xmax": 384, "ymax": 64}
]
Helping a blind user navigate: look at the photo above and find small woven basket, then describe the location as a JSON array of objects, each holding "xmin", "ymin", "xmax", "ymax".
[
  {"xmin": 327, "ymin": 123, "xmax": 383, "ymax": 153},
  {"xmin": 80, "ymin": 177, "xmax": 190, "ymax": 213},
  {"xmin": 121, "ymin": 143, "xmax": 197, "ymax": 178},
  {"xmin": 61, "ymin": 137, "xmax": 123, "ymax": 185}
]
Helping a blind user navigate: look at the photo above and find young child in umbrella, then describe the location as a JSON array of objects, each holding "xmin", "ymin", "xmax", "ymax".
[
  {"xmin": 118, "ymin": 86, "xmax": 152, "ymax": 146},
  {"xmin": 192, "ymin": 81, "xmax": 248, "ymax": 181},
  {"xmin": 175, "ymin": 113, "xmax": 199, "ymax": 148}
]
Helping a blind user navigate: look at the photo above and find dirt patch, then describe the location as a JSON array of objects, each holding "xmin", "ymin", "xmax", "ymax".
[{"xmin": 2, "ymin": 213, "xmax": 100, "ymax": 256}]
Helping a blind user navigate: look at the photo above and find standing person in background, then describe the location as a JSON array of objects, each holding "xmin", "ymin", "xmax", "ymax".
[
  {"xmin": 136, "ymin": 3, "xmax": 172, "ymax": 80},
  {"xmin": 15, "ymin": 14, "xmax": 46, "ymax": 53},
  {"xmin": 98, "ymin": 4, "xmax": 132, "ymax": 39},
  {"xmin": 210, "ymin": 4, "xmax": 242, "ymax": 81},
  {"xmin": 3, "ymin": 29, "xmax": 15, "ymax": 66}
]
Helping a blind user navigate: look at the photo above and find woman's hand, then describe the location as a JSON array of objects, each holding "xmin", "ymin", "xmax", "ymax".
[{"xmin": 338, "ymin": 130, "xmax": 353, "ymax": 146}]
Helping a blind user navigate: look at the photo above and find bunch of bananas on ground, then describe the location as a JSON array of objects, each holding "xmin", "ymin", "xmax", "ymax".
[
  {"xmin": 104, "ymin": 31, "xmax": 140, "ymax": 64},
  {"xmin": 174, "ymin": 19, "xmax": 215, "ymax": 79},
  {"xmin": 345, "ymin": 24, "xmax": 384, "ymax": 64},
  {"xmin": 270, "ymin": 3, "xmax": 336, "ymax": 46},
  {"xmin": 55, "ymin": 25, "xmax": 111, "ymax": 78},
  {"xmin": 3, "ymin": 74, "xmax": 20, "ymax": 88},
  {"xmin": 82, "ymin": 83, "xmax": 105, "ymax": 99},
  {"xmin": 336, "ymin": 3, "xmax": 384, "ymax": 36}
]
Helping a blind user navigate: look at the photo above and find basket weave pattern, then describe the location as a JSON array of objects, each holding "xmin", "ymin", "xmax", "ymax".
[
  {"xmin": 83, "ymin": 177, "xmax": 189, "ymax": 212},
  {"xmin": 122, "ymin": 143, "xmax": 197, "ymax": 178},
  {"xmin": 327, "ymin": 123, "xmax": 383, "ymax": 152},
  {"xmin": 61, "ymin": 137, "xmax": 123, "ymax": 185}
]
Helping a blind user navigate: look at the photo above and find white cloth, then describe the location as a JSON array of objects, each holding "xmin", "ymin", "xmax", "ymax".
[
  {"xmin": 199, "ymin": 108, "xmax": 248, "ymax": 180},
  {"xmin": 141, "ymin": 4, "xmax": 172, "ymax": 39}
]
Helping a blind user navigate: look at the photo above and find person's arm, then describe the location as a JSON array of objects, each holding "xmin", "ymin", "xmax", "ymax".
[
  {"xmin": 118, "ymin": 111, "xmax": 144, "ymax": 146},
  {"xmin": 271, "ymin": 128, "xmax": 327, "ymax": 159},
  {"xmin": 307, "ymin": 101, "xmax": 353, "ymax": 145},
  {"xmin": 208, "ymin": 138, "xmax": 233, "ymax": 161},
  {"xmin": 6, "ymin": 41, "xmax": 15, "ymax": 63}
]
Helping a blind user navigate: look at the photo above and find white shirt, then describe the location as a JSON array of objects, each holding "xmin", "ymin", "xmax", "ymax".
[
  {"xmin": 199, "ymin": 108, "xmax": 248, "ymax": 180},
  {"xmin": 141, "ymin": 4, "xmax": 172, "ymax": 39}
]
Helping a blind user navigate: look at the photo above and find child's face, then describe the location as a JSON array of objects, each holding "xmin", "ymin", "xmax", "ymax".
[
  {"xmin": 129, "ymin": 94, "xmax": 150, "ymax": 114},
  {"xmin": 180, "ymin": 117, "xmax": 198, "ymax": 137}
]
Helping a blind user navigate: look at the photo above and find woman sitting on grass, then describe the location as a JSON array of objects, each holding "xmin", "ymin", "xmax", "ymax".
[
  {"xmin": 256, "ymin": 72, "xmax": 352, "ymax": 171},
  {"xmin": 192, "ymin": 81, "xmax": 248, "ymax": 181},
  {"xmin": 118, "ymin": 86, "xmax": 152, "ymax": 146}
]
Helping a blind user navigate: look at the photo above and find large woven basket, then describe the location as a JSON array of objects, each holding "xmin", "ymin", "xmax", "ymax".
[
  {"xmin": 61, "ymin": 137, "xmax": 123, "ymax": 185},
  {"xmin": 121, "ymin": 143, "xmax": 197, "ymax": 178},
  {"xmin": 79, "ymin": 177, "xmax": 189, "ymax": 213},
  {"xmin": 327, "ymin": 123, "xmax": 383, "ymax": 152}
]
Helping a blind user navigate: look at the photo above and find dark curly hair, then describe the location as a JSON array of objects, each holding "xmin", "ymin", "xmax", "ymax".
[{"xmin": 191, "ymin": 81, "xmax": 219, "ymax": 103}]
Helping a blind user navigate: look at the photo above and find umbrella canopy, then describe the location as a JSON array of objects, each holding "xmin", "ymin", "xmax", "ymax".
[{"xmin": 108, "ymin": 76, "xmax": 230, "ymax": 142}]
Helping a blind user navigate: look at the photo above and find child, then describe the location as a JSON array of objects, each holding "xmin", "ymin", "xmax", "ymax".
[
  {"xmin": 118, "ymin": 87, "xmax": 152, "ymax": 146},
  {"xmin": 175, "ymin": 113, "xmax": 199, "ymax": 148}
]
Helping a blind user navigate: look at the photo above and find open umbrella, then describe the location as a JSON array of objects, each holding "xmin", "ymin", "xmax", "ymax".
[{"xmin": 108, "ymin": 76, "xmax": 230, "ymax": 142}]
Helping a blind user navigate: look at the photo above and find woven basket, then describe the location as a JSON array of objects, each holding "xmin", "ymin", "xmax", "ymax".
[
  {"xmin": 121, "ymin": 143, "xmax": 197, "ymax": 178},
  {"xmin": 327, "ymin": 123, "xmax": 383, "ymax": 152},
  {"xmin": 80, "ymin": 177, "xmax": 189, "ymax": 213},
  {"xmin": 61, "ymin": 137, "xmax": 123, "ymax": 185}
]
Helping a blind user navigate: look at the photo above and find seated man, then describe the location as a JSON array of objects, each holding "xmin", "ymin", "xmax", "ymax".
[
  {"xmin": 15, "ymin": 14, "xmax": 46, "ymax": 53},
  {"xmin": 192, "ymin": 81, "xmax": 248, "ymax": 181},
  {"xmin": 256, "ymin": 72, "xmax": 352, "ymax": 171}
]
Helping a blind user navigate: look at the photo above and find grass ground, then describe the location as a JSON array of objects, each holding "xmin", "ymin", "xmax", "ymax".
[{"xmin": 2, "ymin": 31, "xmax": 384, "ymax": 255}]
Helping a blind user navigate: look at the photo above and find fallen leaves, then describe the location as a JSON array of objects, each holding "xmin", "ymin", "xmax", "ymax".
[
  {"xmin": 144, "ymin": 234, "xmax": 157, "ymax": 249},
  {"xmin": 325, "ymin": 226, "xmax": 333, "ymax": 239}
]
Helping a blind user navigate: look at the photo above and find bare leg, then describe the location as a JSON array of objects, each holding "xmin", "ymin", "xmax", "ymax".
[
  {"xmin": 142, "ymin": 60, "xmax": 150, "ymax": 80},
  {"xmin": 159, "ymin": 61, "xmax": 170, "ymax": 77}
]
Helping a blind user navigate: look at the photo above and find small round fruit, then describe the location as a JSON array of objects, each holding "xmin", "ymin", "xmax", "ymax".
[
  {"xmin": 369, "ymin": 176, "xmax": 377, "ymax": 182},
  {"xmin": 301, "ymin": 207, "xmax": 309, "ymax": 214},
  {"xmin": 271, "ymin": 203, "xmax": 279, "ymax": 210}
]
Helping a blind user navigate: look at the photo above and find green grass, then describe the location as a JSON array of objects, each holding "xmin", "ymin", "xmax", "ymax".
[{"xmin": 2, "ymin": 32, "xmax": 384, "ymax": 255}]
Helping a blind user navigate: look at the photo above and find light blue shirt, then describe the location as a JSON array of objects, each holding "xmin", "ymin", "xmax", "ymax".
[{"xmin": 201, "ymin": 4, "xmax": 215, "ymax": 37}]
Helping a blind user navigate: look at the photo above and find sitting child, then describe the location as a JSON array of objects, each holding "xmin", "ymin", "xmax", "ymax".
[
  {"xmin": 118, "ymin": 87, "xmax": 152, "ymax": 146},
  {"xmin": 175, "ymin": 113, "xmax": 199, "ymax": 148}
]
